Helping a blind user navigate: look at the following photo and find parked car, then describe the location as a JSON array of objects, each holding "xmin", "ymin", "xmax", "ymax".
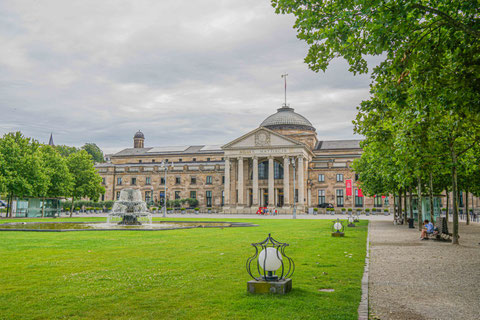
[{"xmin": 317, "ymin": 203, "xmax": 334, "ymax": 208}]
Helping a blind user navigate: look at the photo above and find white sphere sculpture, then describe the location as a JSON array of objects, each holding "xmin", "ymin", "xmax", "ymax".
[
  {"xmin": 258, "ymin": 247, "xmax": 283, "ymax": 271},
  {"xmin": 334, "ymin": 222, "xmax": 343, "ymax": 231}
]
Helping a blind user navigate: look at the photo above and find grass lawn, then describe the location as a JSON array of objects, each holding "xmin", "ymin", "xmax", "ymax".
[{"xmin": 0, "ymin": 217, "xmax": 368, "ymax": 319}]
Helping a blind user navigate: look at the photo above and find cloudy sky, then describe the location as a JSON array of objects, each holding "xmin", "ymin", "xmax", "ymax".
[{"xmin": 0, "ymin": 0, "xmax": 377, "ymax": 154}]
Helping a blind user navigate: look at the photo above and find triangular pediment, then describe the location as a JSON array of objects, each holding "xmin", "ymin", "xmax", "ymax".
[{"xmin": 222, "ymin": 127, "xmax": 303, "ymax": 149}]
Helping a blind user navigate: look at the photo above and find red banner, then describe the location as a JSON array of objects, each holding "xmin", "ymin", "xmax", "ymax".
[
  {"xmin": 345, "ymin": 179, "xmax": 352, "ymax": 196},
  {"xmin": 358, "ymin": 188, "xmax": 363, "ymax": 197},
  {"xmin": 381, "ymin": 195, "xmax": 386, "ymax": 199}
]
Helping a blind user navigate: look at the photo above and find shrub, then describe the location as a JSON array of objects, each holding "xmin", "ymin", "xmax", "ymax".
[
  {"xmin": 314, "ymin": 208, "xmax": 318, "ymax": 212},
  {"xmin": 195, "ymin": 207, "xmax": 200, "ymax": 211},
  {"xmin": 341, "ymin": 208, "xmax": 346, "ymax": 212},
  {"xmin": 365, "ymin": 208, "xmax": 370, "ymax": 212},
  {"xmin": 384, "ymin": 209, "xmax": 389, "ymax": 212},
  {"xmin": 181, "ymin": 207, "xmax": 186, "ymax": 210},
  {"xmin": 75, "ymin": 207, "xmax": 80, "ymax": 211},
  {"xmin": 348, "ymin": 208, "xmax": 352, "ymax": 212}
]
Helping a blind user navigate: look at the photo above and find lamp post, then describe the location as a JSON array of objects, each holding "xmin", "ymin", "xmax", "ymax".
[
  {"xmin": 160, "ymin": 160, "xmax": 174, "ymax": 218},
  {"xmin": 291, "ymin": 157, "xmax": 296, "ymax": 219},
  {"xmin": 246, "ymin": 233, "xmax": 294, "ymax": 294}
]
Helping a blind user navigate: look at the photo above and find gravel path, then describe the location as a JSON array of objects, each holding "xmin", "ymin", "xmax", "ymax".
[{"xmin": 368, "ymin": 221, "xmax": 480, "ymax": 320}]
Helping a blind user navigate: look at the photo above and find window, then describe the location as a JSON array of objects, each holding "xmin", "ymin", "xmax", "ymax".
[
  {"xmin": 336, "ymin": 174, "xmax": 344, "ymax": 182},
  {"xmin": 206, "ymin": 176, "xmax": 213, "ymax": 184},
  {"xmin": 257, "ymin": 160, "xmax": 284, "ymax": 180},
  {"xmin": 175, "ymin": 177, "xmax": 181, "ymax": 184},
  {"xmin": 190, "ymin": 176, "xmax": 196, "ymax": 184},
  {"xmin": 145, "ymin": 177, "xmax": 151, "ymax": 185},
  {"xmin": 295, "ymin": 189, "xmax": 298, "ymax": 203},
  {"xmin": 159, "ymin": 191, "xmax": 165, "ymax": 205},
  {"xmin": 459, "ymin": 191, "xmax": 464, "ymax": 207},
  {"xmin": 336, "ymin": 189, "xmax": 344, "ymax": 207},
  {"xmin": 160, "ymin": 177, "xmax": 165, "ymax": 185},
  {"xmin": 131, "ymin": 177, "xmax": 137, "ymax": 185},
  {"xmin": 193, "ymin": 158, "xmax": 196, "ymax": 162},
  {"xmin": 175, "ymin": 191, "xmax": 181, "ymax": 199},
  {"xmin": 102, "ymin": 178, "xmax": 106, "ymax": 185},
  {"xmin": 374, "ymin": 196, "xmax": 383, "ymax": 207},
  {"xmin": 101, "ymin": 194, "xmax": 105, "ymax": 201},
  {"xmin": 207, "ymin": 158, "xmax": 210, "ymax": 162},
  {"xmin": 355, "ymin": 189, "xmax": 363, "ymax": 207},
  {"xmin": 178, "ymin": 158, "xmax": 182, "ymax": 162},
  {"xmin": 117, "ymin": 177, "xmax": 122, "ymax": 185},
  {"xmin": 384, "ymin": 197, "xmax": 389, "ymax": 206},
  {"xmin": 274, "ymin": 161, "xmax": 284, "ymax": 179},
  {"xmin": 318, "ymin": 174, "xmax": 325, "ymax": 182},
  {"xmin": 222, "ymin": 176, "xmax": 225, "ymax": 184},
  {"xmin": 152, "ymin": 159, "xmax": 155, "ymax": 163},
  {"xmin": 355, "ymin": 174, "xmax": 359, "ymax": 181},
  {"xmin": 190, "ymin": 191, "xmax": 196, "ymax": 199},
  {"xmin": 222, "ymin": 191, "xmax": 224, "ymax": 206},
  {"xmin": 318, "ymin": 190, "xmax": 325, "ymax": 205},
  {"xmin": 139, "ymin": 160, "xmax": 142, "ymax": 163},
  {"xmin": 206, "ymin": 191, "xmax": 212, "ymax": 207},
  {"xmin": 145, "ymin": 191, "xmax": 152, "ymax": 203},
  {"xmin": 116, "ymin": 191, "xmax": 120, "ymax": 200}
]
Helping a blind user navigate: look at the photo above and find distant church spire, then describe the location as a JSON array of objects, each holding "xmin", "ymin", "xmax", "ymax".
[{"xmin": 48, "ymin": 133, "xmax": 55, "ymax": 146}]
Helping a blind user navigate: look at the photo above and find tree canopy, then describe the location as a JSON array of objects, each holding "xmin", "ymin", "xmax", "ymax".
[
  {"xmin": 272, "ymin": 0, "xmax": 480, "ymax": 244},
  {"xmin": 82, "ymin": 143, "xmax": 105, "ymax": 163}
]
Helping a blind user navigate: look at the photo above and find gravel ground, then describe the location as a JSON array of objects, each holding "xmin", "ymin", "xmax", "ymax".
[{"xmin": 369, "ymin": 221, "xmax": 480, "ymax": 320}]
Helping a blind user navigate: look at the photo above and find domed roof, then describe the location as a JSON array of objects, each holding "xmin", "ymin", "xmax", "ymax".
[
  {"xmin": 134, "ymin": 130, "xmax": 145, "ymax": 139},
  {"xmin": 260, "ymin": 106, "xmax": 315, "ymax": 131}
]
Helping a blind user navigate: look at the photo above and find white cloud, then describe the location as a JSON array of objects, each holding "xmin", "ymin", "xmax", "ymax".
[{"xmin": 0, "ymin": 0, "xmax": 377, "ymax": 153}]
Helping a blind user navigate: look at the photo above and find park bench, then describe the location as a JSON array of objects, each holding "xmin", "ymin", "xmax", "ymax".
[{"xmin": 430, "ymin": 217, "xmax": 453, "ymax": 241}]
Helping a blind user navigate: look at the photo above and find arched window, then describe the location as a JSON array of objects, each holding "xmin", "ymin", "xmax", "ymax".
[{"xmin": 257, "ymin": 160, "xmax": 284, "ymax": 179}]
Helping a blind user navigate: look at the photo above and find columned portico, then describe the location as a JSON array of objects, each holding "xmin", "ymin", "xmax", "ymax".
[
  {"xmin": 222, "ymin": 127, "xmax": 312, "ymax": 214},
  {"xmin": 268, "ymin": 157, "xmax": 274, "ymax": 207},
  {"xmin": 224, "ymin": 157, "xmax": 230, "ymax": 206},
  {"xmin": 283, "ymin": 156, "xmax": 290, "ymax": 207},
  {"xmin": 252, "ymin": 157, "xmax": 259, "ymax": 206},
  {"xmin": 237, "ymin": 157, "xmax": 244, "ymax": 207}
]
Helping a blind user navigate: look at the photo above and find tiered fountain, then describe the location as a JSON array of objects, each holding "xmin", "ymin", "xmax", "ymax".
[{"xmin": 107, "ymin": 189, "xmax": 152, "ymax": 225}]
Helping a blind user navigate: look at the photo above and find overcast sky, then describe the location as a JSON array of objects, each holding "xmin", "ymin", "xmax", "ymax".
[{"xmin": 0, "ymin": 0, "xmax": 377, "ymax": 154}]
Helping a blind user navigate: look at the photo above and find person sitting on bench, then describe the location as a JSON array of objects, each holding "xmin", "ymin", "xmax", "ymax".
[{"xmin": 421, "ymin": 220, "xmax": 434, "ymax": 240}]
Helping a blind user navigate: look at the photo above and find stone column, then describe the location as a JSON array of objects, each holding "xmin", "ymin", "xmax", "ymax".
[
  {"xmin": 224, "ymin": 157, "xmax": 230, "ymax": 206},
  {"xmin": 298, "ymin": 155, "xmax": 305, "ymax": 205},
  {"xmin": 252, "ymin": 156, "xmax": 259, "ymax": 206},
  {"xmin": 283, "ymin": 156, "xmax": 290, "ymax": 206},
  {"xmin": 237, "ymin": 157, "xmax": 244, "ymax": 206},
  {"xmin": 268, "ymin": 157, "xmax": 274, "ymax": 207}
]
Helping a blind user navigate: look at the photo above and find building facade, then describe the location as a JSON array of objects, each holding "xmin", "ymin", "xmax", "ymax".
[{"xmin": 97, "ymin": 105, "xmax": 392, "ymax": 213}]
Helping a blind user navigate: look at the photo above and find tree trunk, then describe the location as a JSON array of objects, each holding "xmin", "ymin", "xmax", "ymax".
[
  {"xmin": 451, "ymin": 149, "xmax": 459, "ymax": 245},
  {"xmin": 409, "ymin": 188, "xmax": 413, "ymax": 219},
  {"xmin": 398, "ymin": 189, "xmax": 403, "ymax": 225},
  {"xmin": 70, "ymin": 196, "xmax": 75, "ymax": 218},
  {"xmin": 418, "ymin": 176, "xmax": 423, "ymax": 231},
  {"xmin": 429, "ymin": 172, "xmax": 434, "ymax": 224},
  {"xmin": 8, "ymin": 192, "xmax": 13, "ymax": 218},
  {"xmin": 466, "ymin": 189, "xmax": 470, "ymax": 225},
  {"xmin": 445, "ymin": 188, "xmax": 449, "ymax": 222},
  {"xmin": 393, "ymin": 192, "xmax": 397, "ymax": 219},
  {"xmin": 403, "ymin": 188, "xmax": 408, "ymax": 224}
]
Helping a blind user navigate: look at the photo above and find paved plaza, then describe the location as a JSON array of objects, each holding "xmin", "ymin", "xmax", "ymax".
[{"xmin": 368, "ymin": 221, "xmax": 480, "ymax": 320}]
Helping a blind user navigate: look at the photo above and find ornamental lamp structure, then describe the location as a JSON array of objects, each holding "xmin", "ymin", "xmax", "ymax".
[
  {"xmin": 347, "ymin": 215, "xmax": 356, "ymax": 227},
  {"xmin": 331, "ymin": 218, "xmax": 345, "ymax": 237},
  {"xmin": 246, "ymin": 233, "xmax": 294, "ymax": 294}
]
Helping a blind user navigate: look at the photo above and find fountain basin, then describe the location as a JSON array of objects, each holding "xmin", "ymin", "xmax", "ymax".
[{"xmin": 0, "ymin": 221, "xmax": 257, "ymax": 231}]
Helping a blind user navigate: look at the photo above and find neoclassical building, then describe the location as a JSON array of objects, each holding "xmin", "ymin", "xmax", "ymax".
[{"xmin": 97, "ymin": 105, "xmax": 387, "ymax": 213}]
